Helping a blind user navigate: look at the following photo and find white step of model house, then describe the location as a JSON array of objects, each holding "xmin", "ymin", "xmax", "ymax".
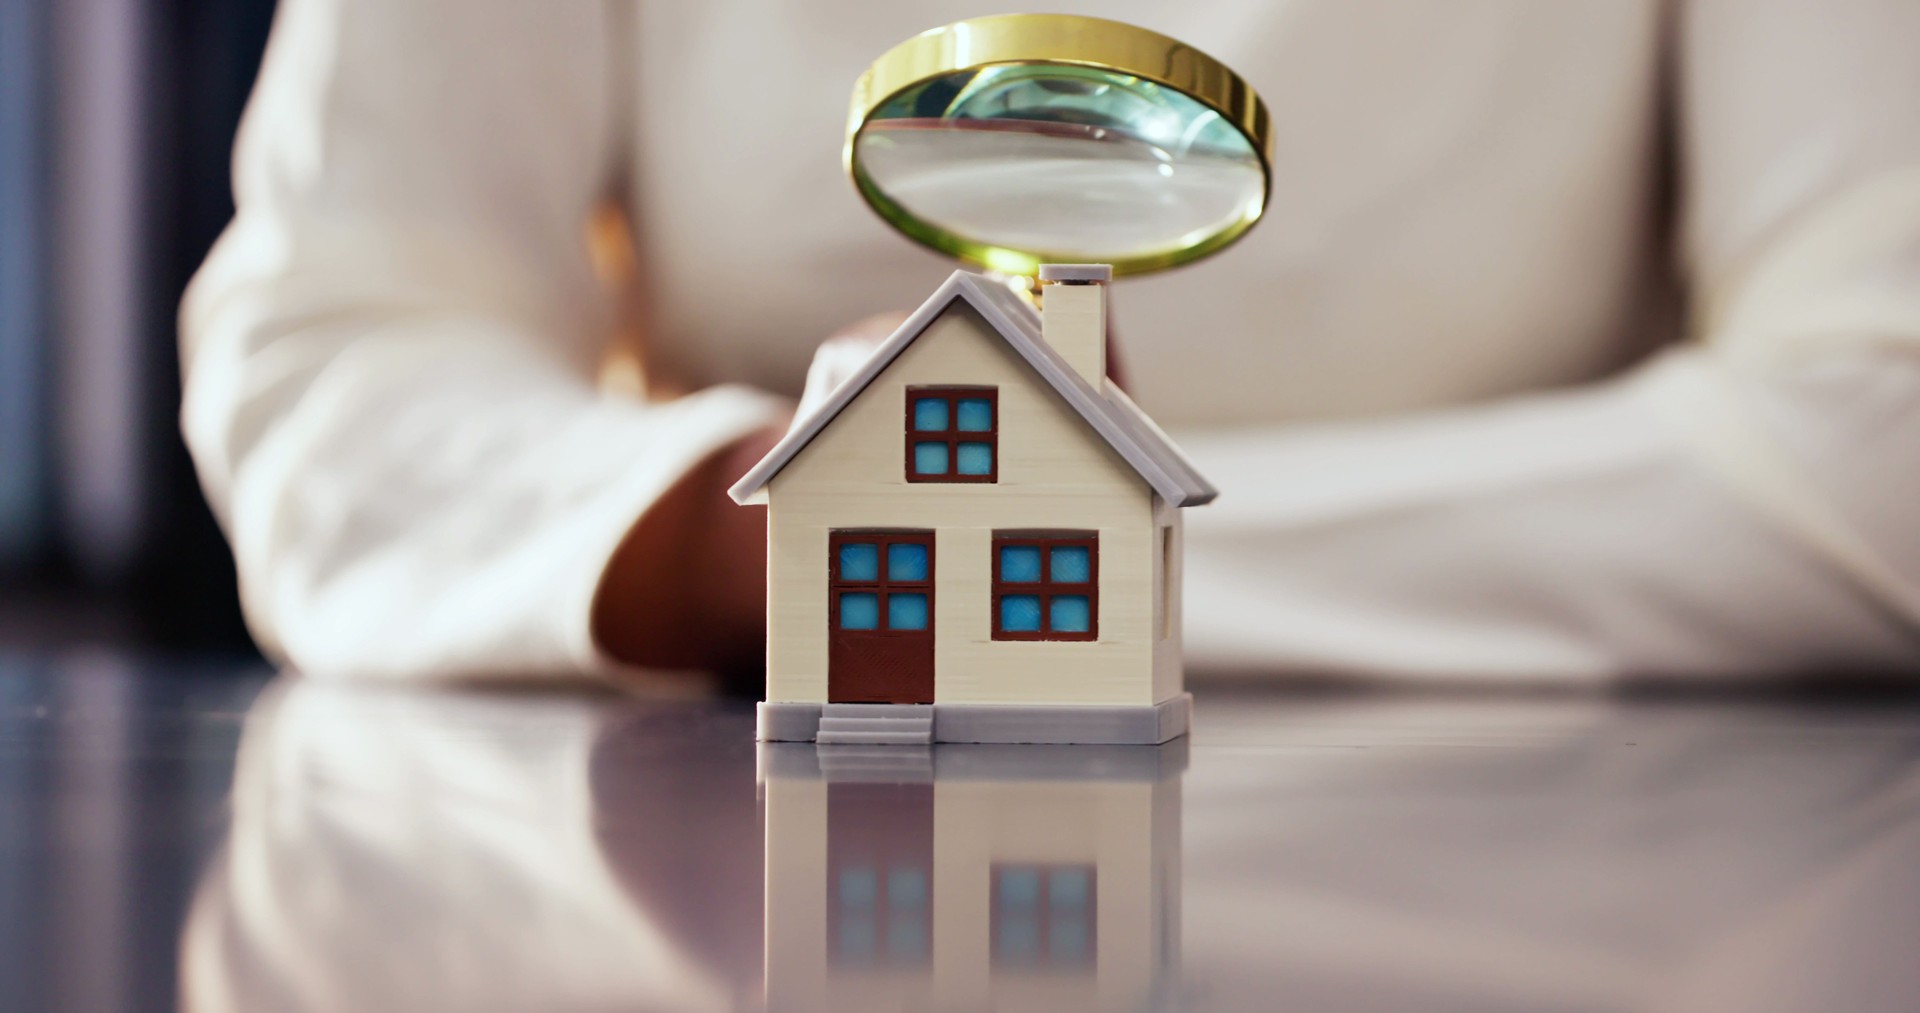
[{"xmin": 815, "ymin": 703, "xmax": 934, "ymax": 746}]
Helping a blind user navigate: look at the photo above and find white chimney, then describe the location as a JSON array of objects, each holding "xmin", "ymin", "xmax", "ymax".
[{"xmin": 1039, "ymin": 263, "xmax": 1109, "ymax": 385}]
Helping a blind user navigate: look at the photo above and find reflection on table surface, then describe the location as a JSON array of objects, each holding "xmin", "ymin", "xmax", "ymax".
[
  {"xmin": 759, "ymin": 741, "xmax": 1182, "ymax": 1012},
  {"xmin": 5, "ymin": 657, "xmax": 1920, "ymax": 1011},
  {"xmin": 180, "ymin": 678, "xmax": 1182, "ymax": 1012}
]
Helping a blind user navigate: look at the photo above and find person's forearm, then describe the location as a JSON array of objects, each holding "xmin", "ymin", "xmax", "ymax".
[
  {"xmin": 184, "ymin": 252, "xmax": 787, "ymax": 679},
  {"xmin": 1174, "ymin": 349, "xmax": 1920, "ymax": 681},
  {"xmin": 184, "ymin": 0, "xmax": 801, "ymax": 681}
]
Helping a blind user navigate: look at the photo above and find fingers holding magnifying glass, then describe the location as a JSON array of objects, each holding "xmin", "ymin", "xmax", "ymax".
[
  {"xmin": 793, "ymin": 311, "xmax": 913, "ymax": 430},
  {"xmin": 796, "ymin": 300, "xmax": 1128, "ymax": 429}
]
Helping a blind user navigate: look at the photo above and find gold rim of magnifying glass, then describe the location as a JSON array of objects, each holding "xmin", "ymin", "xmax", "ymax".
[{"xmin": 846, "ymin": 13, "xmax": 1273, "ymax": 277}]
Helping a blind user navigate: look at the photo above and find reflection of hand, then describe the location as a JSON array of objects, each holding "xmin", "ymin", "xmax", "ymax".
[{"xmin": 592, "ymin": 313, "xmax": 909, "ymax": 691}]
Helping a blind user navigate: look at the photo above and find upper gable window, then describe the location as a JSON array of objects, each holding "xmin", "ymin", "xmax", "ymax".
[{"xmin": 906, "ymin": 386, "xmax": 996, "ymax": 483}]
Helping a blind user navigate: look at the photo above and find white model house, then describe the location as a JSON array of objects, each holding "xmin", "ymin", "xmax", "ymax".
[{"xmin": 729, "ymin": 264, "xmax": 1215, "ymax": 745}]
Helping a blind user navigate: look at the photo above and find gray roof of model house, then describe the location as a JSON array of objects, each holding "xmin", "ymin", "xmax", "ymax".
[{"xmin": 727, "ymin": 270, "xmax": 1218, "ymax": 507}]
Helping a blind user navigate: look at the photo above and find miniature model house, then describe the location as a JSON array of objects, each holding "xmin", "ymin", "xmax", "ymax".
[{"xmin": 730, "ymin": 264, "xmax": 1215, "ymax": 745}]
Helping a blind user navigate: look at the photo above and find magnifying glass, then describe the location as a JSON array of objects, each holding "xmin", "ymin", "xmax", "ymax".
[{"xmin": 847, "ymin": 14, "xmax": 1273, "ymax": 278}]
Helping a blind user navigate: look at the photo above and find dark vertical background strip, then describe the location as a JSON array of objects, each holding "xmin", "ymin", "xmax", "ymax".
[
  {"xmin": 2, "ymin": 0, "xmax": 274, "ymax": 653},
  {"xmin": 0, "ymin": 659, "xmax": 57, "ymax": 1013},
  {"xmin": 0, "ymin": 0, "xmax": 51, "ymax": 574},
  {"xmin": 129, "ymin": 0, "xmax": 275, "ymax": 649}
]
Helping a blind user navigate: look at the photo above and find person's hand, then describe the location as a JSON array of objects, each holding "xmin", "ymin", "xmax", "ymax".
[
  {"xmin": 591, "ymin": 303, "xmax": 1127, "ymax": 689},
  {"xmin": 590, "ymin": 312, "xmax": 908, "ymax": 689},
  {"xmin": 796, "ymin": 303, "xmax": 1130, "ymax": 404},
  {"xmin": 792, "ymin": 312, "xmax": 913, "ymax": 424}
]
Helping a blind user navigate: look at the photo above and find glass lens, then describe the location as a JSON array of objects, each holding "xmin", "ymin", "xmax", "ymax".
[{"xmin": 854, "ymin": 63, "xmax": 1264, "ymax": 269}]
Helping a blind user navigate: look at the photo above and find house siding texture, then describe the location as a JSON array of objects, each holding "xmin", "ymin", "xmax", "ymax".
[{"xmin": 766, "ymin": 304, "xmax": 1176, "ymax": 707}]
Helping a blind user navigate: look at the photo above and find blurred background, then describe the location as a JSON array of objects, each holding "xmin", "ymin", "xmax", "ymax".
[{"xmin": 1, "ymin": 0, "xmax": 275, "ymax": 656}]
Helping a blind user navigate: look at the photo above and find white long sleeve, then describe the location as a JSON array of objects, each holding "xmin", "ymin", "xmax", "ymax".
[
  {"xmin": 183, "ymin": 0, "xmax": 1920, "ymax": 684},
  {"xmin": 179, "ymin": 0, "xmax": 785, "ymax": 679},
  {"xmin": 1180, "ymin": 0, "xmax": 1920, "ymax": 681}
]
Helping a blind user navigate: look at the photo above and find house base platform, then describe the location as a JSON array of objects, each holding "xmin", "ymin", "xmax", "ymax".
[{"xmin": 757, "ymin": 693, "xmax": 1191, "ymax": 746}]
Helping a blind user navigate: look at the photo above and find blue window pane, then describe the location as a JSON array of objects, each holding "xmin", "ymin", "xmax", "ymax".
[
  {"xmin": 1050, "ymin": 917, "xmax": 1089, "ymax": 958},
  {"xmin": 839, "ymin": 593, "xmax": 879, "ymax": 630},
  {"xmin": 839, "ymin": 915, "xmax": 876, "ymax": 959},
  {"xmin": 998, "ymin": 916, "xmax": 1039, "ymax": 960},
  {"xmin": 1050, "ymin": 869, "xmax": 1091, "ymax": 908},
  {"xmin": 838, "ymin": 542, "xmax": 878, "ymax": 581},
  {"xmin": 888, "ymin": 920, "xmax": 927, "ymax": 959},
  {"xmin": 999, "ymin": 868, "xmax": 1041, "ymax": 907},
  {"xmin": 956, "ymin": 397, "xmax": 993, "ymax": 431},
  {"xmin": 913, "ymin": 397, "xmax": 948, "ymax": 431},
  {"xmin": 1050, "ymin": 545, "xmax": 1091, "ymax": 583},
  {"xmin": 1000, "ymin": 595, "xmax": 1042, "ymax": 632},
  {"xmin": 1051, "ymin": 595, "xmax": 1091, "ymax": 633},
  {"xmin": 913, "ymin": 442, "xmax": 948, "ymax": 475},
  {"xmin": 887, "ymin": 543, "xmax": 928, "ymax": 581},
  {"xmin": 999, "ymin": 545, "xmax": 1042, "ymax": 582},
  {"xmin": 889, "ymin": 868, "xmax": 928, "ymax": 909},
  {"xmin": 956, "ymin": 442, "xmax": 993, "ymax": 475},
  {"xmin": 840, "ymin": 867, "xmax": 877, "ymax": 908},
  {"xmin": 888, "ymin": 593, "xmax": 928, "ymax": 631}
]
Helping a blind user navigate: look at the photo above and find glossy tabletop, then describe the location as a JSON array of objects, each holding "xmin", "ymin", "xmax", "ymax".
[{"xmin": 4, "ymin": 653, "xmax": 1920, "ymax": 1012}]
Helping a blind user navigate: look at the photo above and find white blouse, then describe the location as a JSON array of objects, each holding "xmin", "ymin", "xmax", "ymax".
[{"xmin": 181, "ymin": 0, "xmax": 1920, "ymax": 682}]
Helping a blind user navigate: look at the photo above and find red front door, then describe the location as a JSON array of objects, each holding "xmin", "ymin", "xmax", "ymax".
[{"xmin": 828, "ymin": 530, "xmax": 934, "ymax": 704}]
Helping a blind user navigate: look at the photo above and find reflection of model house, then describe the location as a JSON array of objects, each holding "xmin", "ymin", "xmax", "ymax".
[
  {"xmin": 759, "ymin": 743, "xmax": 1184, "ymax": 1012},
  {"xmin": 731, "ymin": 264, "xmax": 1215, "ymax": 745}
]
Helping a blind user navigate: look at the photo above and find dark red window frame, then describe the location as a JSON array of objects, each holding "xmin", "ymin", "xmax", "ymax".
[
  {"xmin": 991, "ymin": 531, "xmax": 1098, "ymax": 642},
  {"xmin": 828, "ymin": 529, "xmax": 935, "ymax": 635},
  {"xmin": 905, "ymin": 386, "xmax": 998, "ymax": 483}
]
